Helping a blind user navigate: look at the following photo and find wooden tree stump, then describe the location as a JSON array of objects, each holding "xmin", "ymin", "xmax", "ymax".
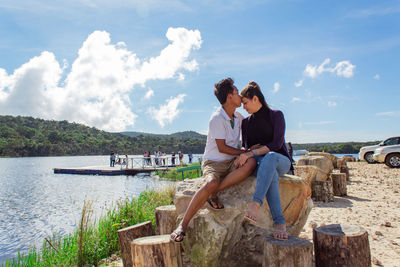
[
  {"xmin": 311, "ymin": 179, "xmax": 334, "ymax": 202},
  {"xmin": 263, "ymin": 235, "xmax": 313, "ymax": 267},
  {"xmin": 131, "ymin": 235, "xmax": 182, "ymax": 267},
  {"xmin": 331, "ymin": 173, "xmax": 347, "ymax": 196},
  {"xmin": 340, "ymin": 165, "xmax": 350, "ymax": 181},
  {"xmin": 117, "ymin": 221, "xmax": 155, "ymax": 267},
  {"xmin": 313, "ymin": 224, "xmax": 371, "ymax": 267},
  {"xmin": 155, "ymin": 205, "xmax": 178, "ymax": 235}
]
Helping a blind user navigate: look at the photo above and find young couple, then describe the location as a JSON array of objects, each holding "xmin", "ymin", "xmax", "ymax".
[{"xmin": 171, "ymin": 78, "xmax": 292, "ymax": 243}]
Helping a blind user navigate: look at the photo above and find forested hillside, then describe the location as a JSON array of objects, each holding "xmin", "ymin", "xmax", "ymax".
[
  {"xmin": 292, "ymin": 141, "xmax": 380, "ymax": 154},
  {"xmin": 0, "ymin": 115, "xmax": 206, "ymax": 157},
  {"xmin": 0, "ymin": 115, "xmax": 382, "ymax": 157}
]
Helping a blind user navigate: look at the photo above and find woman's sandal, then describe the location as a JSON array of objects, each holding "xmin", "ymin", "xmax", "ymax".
[
  {"xmin": 272, "ymin": 229, "xmax": 289, "ymax": 241},
  {"xmin": 170, "ymin": 229, "xmax": 186, "ymax": 243},
  {"xmin": 207, "ymin": 197, "xmax": 224, "ymax": 210}
]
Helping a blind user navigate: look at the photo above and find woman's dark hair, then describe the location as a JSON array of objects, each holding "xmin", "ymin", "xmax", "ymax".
[
  {"xmin": 240, "ymin": 81, "xmax": 269, "ymax": 109},
  {"xmin": 214, "ymin": 77, "xmax": 235, "ymax": 105}
]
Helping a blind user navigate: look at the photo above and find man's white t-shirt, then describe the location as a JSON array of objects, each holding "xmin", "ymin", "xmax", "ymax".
[{"xmin": 202, "ymin": 107, "xmax": 243, "ymax": 163}]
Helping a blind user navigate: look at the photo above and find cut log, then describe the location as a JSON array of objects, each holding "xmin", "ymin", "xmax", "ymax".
[
  {"xmin": 340, "ymin": 165, "xmax": 350, "ymax": 181},
  {"xmin": 331, "ymin": 173, "xmax": 347, "ymax": 196},
  {"xmin": 117, "ymin": 221, "xmax": 155, "ymax": 267},
  {"xmin": 131, "ymin": 235, "xmax": 182, "ymax": 267},
  {"xmin": 337, "ymin": 158, "xmax": 347, "ymax": 169},
  {"xmin": 155, "ymin": 205, "xmax": 178, "ymax": 235},
  {"xmin": 263, "ymin": 235, "xmax": 313, "ymax": 267},
  {"xmin": 311, "ymin": 179, "xmax": 334, "ymax": 202},
  {"xmin": 313, "ymin": 224, "xmax": 371, "ymax": 267}
]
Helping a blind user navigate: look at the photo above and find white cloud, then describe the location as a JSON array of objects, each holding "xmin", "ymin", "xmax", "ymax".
[
  {"xmin": 294, "ymin": 80, "xmax": 303, "ymax": 87},
  {"xmin": 272, "ymin": 82, "xmax": 280, "ymax": 94},
  {"xmin": 374, "ymin": 74, "xmax": 380, "ymax": 80},
  {"xmin": 328, "ymin": 101, "xmax": 337, "ymax": 107},
  {"xmin": 376, "ymin": 111, "xmax": 400, "ymax": 117},
  {"xmin": 304, "ymin": 58, "xmax": 355, "ymax": 79},
  {"xmin": 148, "ymin": 94, "xmax": 186, "ymax": 127},
  {"xmin": 143, "ymin": 89, "xmax": 154, "ymax": 100},
  {"xmin": 0, "ymin": 27, "xmax": 202, "ymax": 131},
  {"xmin": 291, "ymin": 97, "xmax": 302, "ymax": 102}
]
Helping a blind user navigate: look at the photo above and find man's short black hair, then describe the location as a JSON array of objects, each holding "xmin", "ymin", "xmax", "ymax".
[{"xmin": 214, "ymin": 77, "xmax": 235, "ymax": 105}]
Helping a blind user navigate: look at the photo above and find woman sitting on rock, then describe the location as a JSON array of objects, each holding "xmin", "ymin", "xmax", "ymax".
[{"xmin": 236, "ymin": 81, "xmax": 293, "ymax": 240}]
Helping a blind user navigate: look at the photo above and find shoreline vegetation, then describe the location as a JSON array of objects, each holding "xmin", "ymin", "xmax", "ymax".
[
  {"xmin": 1, "ymin": 188, "xmax": 174, "ymax": 267},
  {"xmin": 156, "ymin": 162, "xmax": 202, "ymax": 180},
  {"xmin": 1, "ymin": 115, "xmax": 380, "ymax": 158}
]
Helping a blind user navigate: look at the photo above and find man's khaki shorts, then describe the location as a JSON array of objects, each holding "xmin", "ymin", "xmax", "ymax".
[{"xmin": 202, "ymin": 158, "xmax": 237, "ymax": 182}]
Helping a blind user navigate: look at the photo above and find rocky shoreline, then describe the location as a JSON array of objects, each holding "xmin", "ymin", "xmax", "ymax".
[{"xmin": 104, "ymin": 161, "xmax": 400, "ymax": 266}]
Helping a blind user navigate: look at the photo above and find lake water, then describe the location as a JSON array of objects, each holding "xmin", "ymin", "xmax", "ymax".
[
  {"xmin": 0, "ymin": 153, "xmax": 356, "ymax": 261},
  {"xmin": 0, "ymin": 155, "xmax": 203, "ymax": 262}
]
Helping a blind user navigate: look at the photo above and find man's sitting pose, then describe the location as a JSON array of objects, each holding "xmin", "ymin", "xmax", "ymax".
[{"xmin": 170, "ymin": 78, "xmax": 257, "ymax": 242}]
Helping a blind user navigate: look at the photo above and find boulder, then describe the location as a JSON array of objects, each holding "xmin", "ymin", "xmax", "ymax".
[
  {"xmin": 173, "ymin": 174, "xmax": 313, "ymax": 267},
  {"xmin": 294, "ymin": 165, "xmax": 328, "ymax": 183},
  {"xmin": 297, "ymin": 155, "xmax": 334, "ymax": 179},
  {"xmin": 305, "ymin": 152, "xmax": 338, "ymax": 168}
]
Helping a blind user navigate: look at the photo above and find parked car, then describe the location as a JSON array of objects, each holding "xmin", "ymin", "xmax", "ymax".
[
  {"xmin": 358, "ymin": 136, "xmax": 400, "ymax": 163},
  {"xmin": 373, "ymin": 144, "xmax": 400, "ymax": 168}
]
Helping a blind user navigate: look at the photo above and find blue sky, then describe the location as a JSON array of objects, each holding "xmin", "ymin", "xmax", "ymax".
[{"xmin": 0, "ymin": 0, "xmax": 399, "ymax": 143}]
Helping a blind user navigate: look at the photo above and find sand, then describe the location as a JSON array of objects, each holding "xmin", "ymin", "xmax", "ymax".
[{"xmin": 300, "ymin": 162, "xmax": 400, "ymax": 266}]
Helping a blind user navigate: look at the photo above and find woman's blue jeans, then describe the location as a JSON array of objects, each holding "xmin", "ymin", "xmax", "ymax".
[{"xmin": 253, "ymin": 152, "xmax": 291, "ymax": 225}]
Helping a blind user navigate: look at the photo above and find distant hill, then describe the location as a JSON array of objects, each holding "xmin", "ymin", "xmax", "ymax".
[
  {"xmin": 121, "ymin": 130, "xmax": 207, "ymax": 140},
  {"xmin": 0, "ymin": 115, "xmax": 206, "ymax": 157}
]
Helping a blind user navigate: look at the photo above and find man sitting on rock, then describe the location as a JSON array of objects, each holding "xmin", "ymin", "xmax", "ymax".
[{"xmin": 170, "ymin": 78, "xmax": 257, "ymax": 242}]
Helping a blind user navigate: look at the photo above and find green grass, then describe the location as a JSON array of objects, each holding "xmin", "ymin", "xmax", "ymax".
[
  {"xmin": 1, "ymin": 187, "xmax": 174, "ymax": 267},
  {"xmin": 155, "ymin": 162, "xmax": 202, "ymax": 180}
]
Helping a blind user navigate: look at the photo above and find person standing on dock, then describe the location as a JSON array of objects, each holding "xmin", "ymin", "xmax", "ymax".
[
  {"xmin": 170, "ymin": 77, "xmax": 257, "ymax": 243},
  {"xmin": 188, "ymin": 152, "xmax": 193, "ymax": 164},
  {"xmin": 171, "ymin": 152, "xmax": 176, "ymax": 165},
  {"xmin": 110, "ymin": 151, "xmax": 115, "ymax": 167}
]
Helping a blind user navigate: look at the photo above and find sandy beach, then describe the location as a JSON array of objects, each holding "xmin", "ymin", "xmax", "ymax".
[{"xmin": 301, "ymin": 162, "xmax": 400, "ymax": 266}]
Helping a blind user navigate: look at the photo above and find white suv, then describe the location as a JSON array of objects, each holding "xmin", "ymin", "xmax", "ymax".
[
  {"xmin": 373, "ymin": 145, "xmax": 400, "ymax": 168},
  {"xmin": 358, "ymin": 136, "xmax": 400, "ymax": 163}
]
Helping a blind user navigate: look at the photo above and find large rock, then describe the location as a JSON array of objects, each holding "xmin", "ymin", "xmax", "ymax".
[
  {"xmin": 297, "ymin": 155, "xmax": 334, "ymax": 179},
  {"xmin": 305, "ymin": 152, "xmax": 338, "ymax": 168},
  {"xmin": 294, "ymin": 165, "xmax": 328, "ymax": 183},
  {"xmin": 174, "ymin": 174, "xmax": 313, "ymax": 267}
]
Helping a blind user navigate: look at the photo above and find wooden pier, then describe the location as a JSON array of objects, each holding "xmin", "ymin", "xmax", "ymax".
[
  {"xmin": 53, "ymin": 165, "xmax": 172, "ymax": 176},
  {"xmin": 54, "ymin": 156, "xmax": 185, "ymax": 176}
]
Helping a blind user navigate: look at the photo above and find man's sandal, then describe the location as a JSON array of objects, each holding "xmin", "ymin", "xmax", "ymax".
[
  {"xmin": 207, "ymin": 197, "xmax": 224, "ymax": 210},
  {"xmin": 170, "ymin": 229, "xmax": 186, "ymax": 243}
]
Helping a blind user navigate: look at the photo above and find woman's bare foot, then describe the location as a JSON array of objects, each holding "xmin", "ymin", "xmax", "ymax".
[
  {"xmin": 170, "ymin": 224, "xmax": 186, "ymax": 243},
  {"xmin": 244, "ymin": 202, "xmax": 261, "ymax": 223},
  {"xmin": 273, "ymin": 224, "xmax": 288, "ymax": 240}
]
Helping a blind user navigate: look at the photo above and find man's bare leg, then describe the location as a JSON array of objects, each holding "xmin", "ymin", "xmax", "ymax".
[
  {"xmin": 171, "ymin": 174, "xmax": 219, "ymax": 241},
  {"xmin": 215, "ymin": 158, "xmax": 257, "ymax": 192}
]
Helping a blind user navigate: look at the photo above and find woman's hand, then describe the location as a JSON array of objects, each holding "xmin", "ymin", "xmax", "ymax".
[
  {"xmin": 236, "ymin": 152, "xmax": 252, "ymax": 168},
  {"xmin": 249, "ymin": 144, "xmax": 262, "ymax": 150}
]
